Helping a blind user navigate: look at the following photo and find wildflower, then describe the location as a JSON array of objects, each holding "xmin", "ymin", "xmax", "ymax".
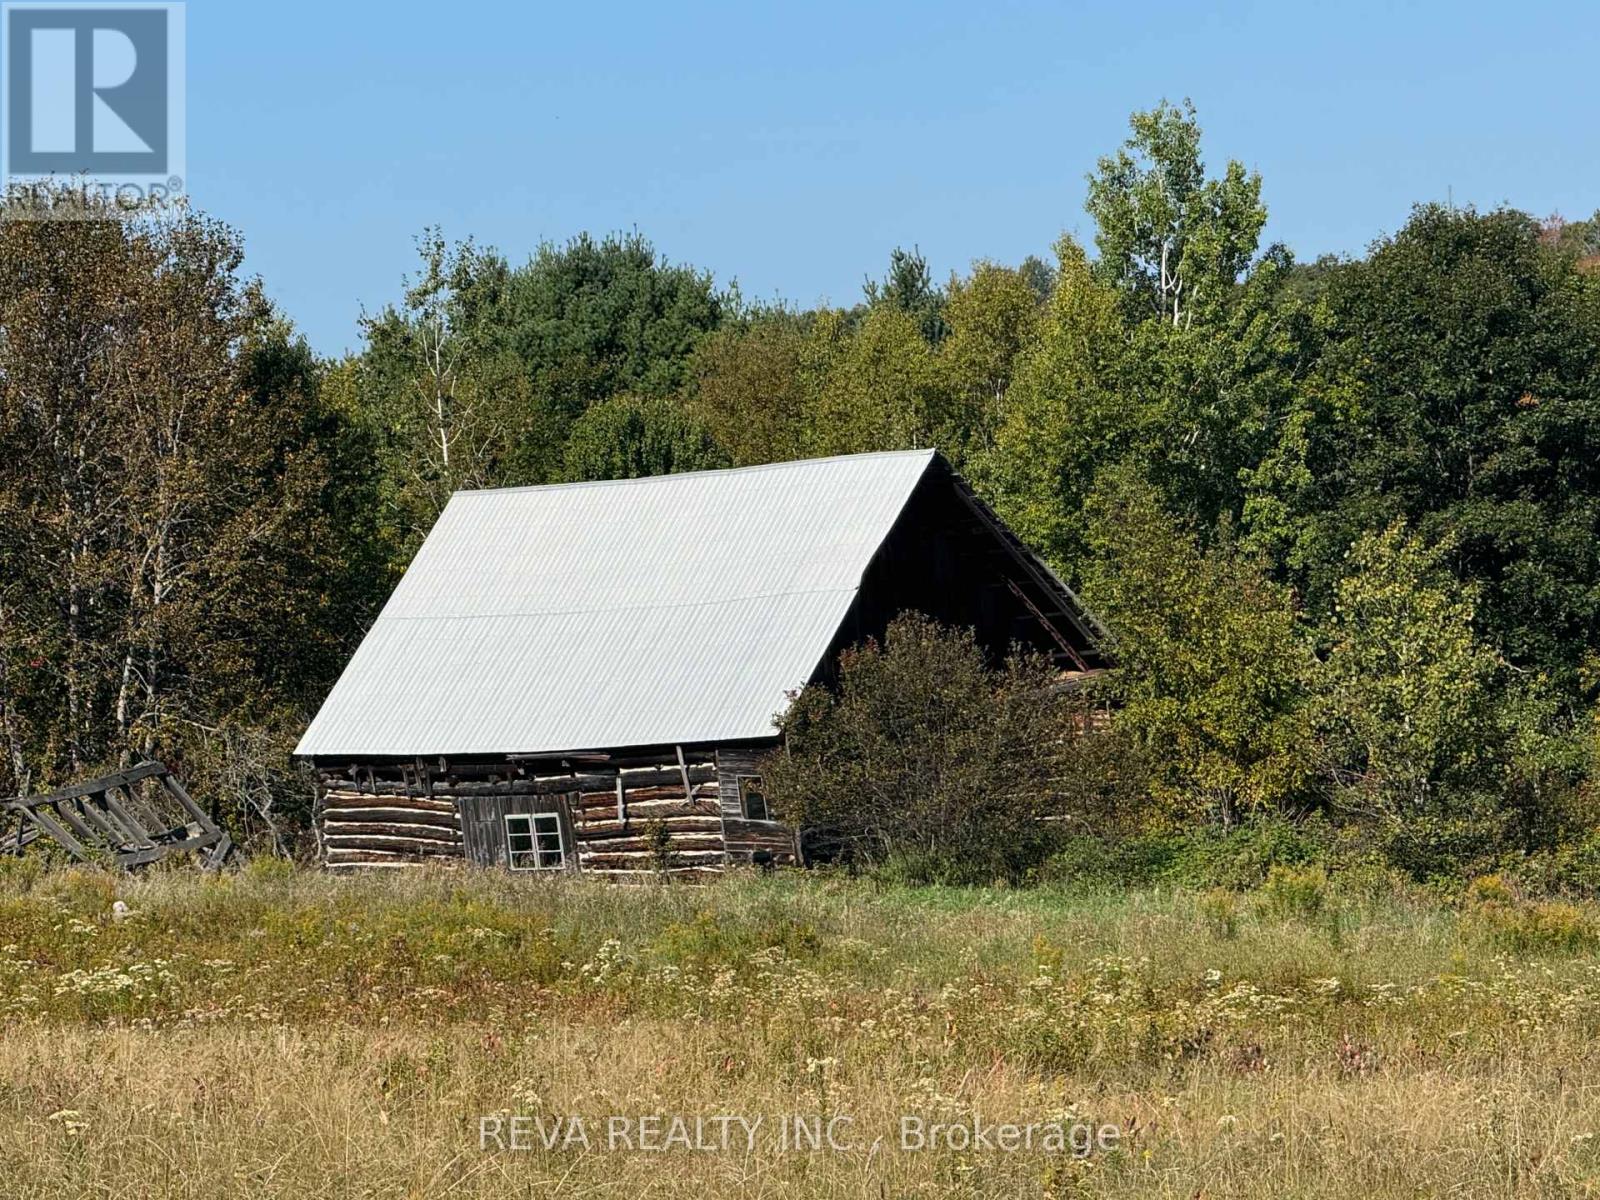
[{"xmin": 47, "ymin": 1109, "xmax": 89, "ymax": 1136}]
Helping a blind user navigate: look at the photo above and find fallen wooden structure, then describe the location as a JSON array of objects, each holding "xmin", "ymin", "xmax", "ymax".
[{"xmin": 2, "ymin": 761, "xmax": 232, "ymax": 869}]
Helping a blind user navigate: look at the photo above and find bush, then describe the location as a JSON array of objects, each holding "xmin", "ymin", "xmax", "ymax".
[
  {"xmin": 1374, "ymin": 811, "xmax": 1513, "ymax": 884},
  {"xmin": 1038, "ymin": 832, "xmax": 1186, "ymax": 890},
  {"xmin": 1197, "ymin": 887, "xmax": 1241, "ymax": 937},
  {"xmin": 1254, "ymin": 864, "xmax": 1328, "ymax": 921},
  {"xmin": 1166, "ymin": 818, "xmax": 1320, "ymax": 889},
  {"xmin": 765, "ymin": 614, "xmax": 1120, "ymax": 884},
  {"xmin": 1041, "ymin": 818, "xmax": 1332, "ymax": 892},
  {"xmin": 1465, "ymin": 895, "xmax": 1600, "ymax": 954}
]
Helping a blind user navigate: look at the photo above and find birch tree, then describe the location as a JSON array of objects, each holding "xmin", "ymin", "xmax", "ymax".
[{"xmin": 1085, "ymin": 99, "xmax": 1266, "ymax": 327}]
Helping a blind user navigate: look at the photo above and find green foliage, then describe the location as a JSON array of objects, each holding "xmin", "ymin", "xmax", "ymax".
[
  {"xmin": 686, "ymin": 313, "xmax": 814, "ymax": 466},
  {"xmin": 863, "ymin": 246, "xmax": 948, "ymax": 344},
  {"xmin": 560, "ymin": 394, "xmax": 728, "ymax": 482},
  {"xmin": 1254, "ymin": 864, "xmax": 1329, "ymax": 921},
  {"xmin": 980, "ymin": 240, "xmax": 1133, "ymax": 567},
  {"xmin": 1081, "ymin": 470, "xmax": 1316, "ymax": 823},
  {"xmin": 1085, "ymin": 98, "xmax": 1267, "ymax": 326},
  {"xmin": 354, "ymin": 229, "xmax": 726, "ymax": 558},
  {"xmin": 1197, "ymin": 888, "xmax": 1241, "ymax": 937},
  {"xmin": 0, "ymin": 198, "xmax": 365, "ymax": 848},
  {"xmin": 642, "ymin": 819, "xmax": 675, "ymax": 876},
  {"xmin": 1244, "ymin": 205, "xmax": 1600, "ymax": 689},
  {"xmin": 806, "ymin": 306, "xmax": 949, "ymax": 456},
  {"xmin": 765, "ymin": 614, "xmax": 1114, "ymax": 884},
  {"xmin": 1041, "ymin": 819, "xmax": 1331, "ymax": 892},
  {"xmin": 938, "ymin": 263, "xmax": 1045, "ymax": 465},
  {"xmin": 1315, "ymin": 524, "xmax": 1513, "ymax": 817}
]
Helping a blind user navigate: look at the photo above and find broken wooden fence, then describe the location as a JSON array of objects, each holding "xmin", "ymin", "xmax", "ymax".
[{"xmin": 2, "ymin": 761, "xmax": 232, "ymax": 869}]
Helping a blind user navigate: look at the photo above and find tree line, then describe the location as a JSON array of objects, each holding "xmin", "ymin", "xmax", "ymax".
[{"xmin": 3, "ymin": 100, "xmax": 1599, "ymax": 875}]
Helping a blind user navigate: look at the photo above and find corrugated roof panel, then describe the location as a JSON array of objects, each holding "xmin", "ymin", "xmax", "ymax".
[{"xmin": 295, "ymin": 450, "xmax": 937, "ymax": 758}]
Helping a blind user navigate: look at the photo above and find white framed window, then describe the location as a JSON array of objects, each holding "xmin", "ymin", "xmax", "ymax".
[
  {"xmin": 506, "ymin": 812, "xmax": 564, "ymax": 871},
  {"xmin": 737, "ymin": 775, "xmax": 769, "ymax": 822}
]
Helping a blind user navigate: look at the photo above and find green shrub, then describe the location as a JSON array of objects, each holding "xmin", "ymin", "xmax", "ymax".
[
  {"xmin": 767, "ymin": 614, "xmax": 1113, "ymax": 883},
  {"xmin": 1165, "ymin": 817, "xmax": 1321, "ymax": 890},
  {"xmin": 1038, "ymin": 832, "xmax": 1186, "ymax": 890},
  {"xmin": 1503, "ymin": 830, "xmax": 1600, "ymax": 897},
  {"xmin": 1466, "ymin": 897, "xmax": 1600, "ymax": 954},
  {"xmin": 1041, "ymin": 818, "xmax": 1332, "ymax": 892},
  {"xmin": 1197, "ymin": 887, "xmax": 1241, "ymax": 938},
  {"xmin": 1375, "ymin": 811, "xmax": 1512, "ymax": 884},
  {"xmin": 1254, "ymin": 865, "xmax": 1328, "ymax": 921}
]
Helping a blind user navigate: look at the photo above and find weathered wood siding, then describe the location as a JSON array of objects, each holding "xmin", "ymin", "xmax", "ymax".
[
  {"xmin": 715, "ymin": 748, "xmax": 799, "ymax": 866},
  {"xmin": 317, "ymin": 746, "xmax": 793, "ymax": 877},
  {"xmin": 457, "ymin": 792, "xmax": 576, "ymax": 871}
]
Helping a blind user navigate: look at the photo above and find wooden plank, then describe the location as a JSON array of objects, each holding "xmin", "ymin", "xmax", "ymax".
[
  {"xmin": 13, "ymin": 761, "xmax": 167, "ymax": 807},
  {"xmin": 579, "ymin": 848, "xmax": 725, "ymax": 865},
  {"xmin": 575, "ymin": 817, "xmax": 725, "ymax": 838},
  {"xmin": 158, "ymin": 773, "xmax": 213, "ymax": 828},
  {"xmin": 52, "ymin": 800, "xmax": 102, "ymax": 847},
  {"xmin": 322, "ymin": 834, "xmax": 463, "ymax": 856},
  {"xmin": 15, "ymin": 804, "xmax": 89, "ymax": 860},
  {"xmin": 101, "ymin": 788, "xmax": 160, "ymax": 849},
  {"xmin": 114, "ymin": 833, "xmax": 224, "ymax": 868},
  {"xmin": 572, "ymin": 833, "xmax": 726, "ymax": 854},
  {"xmin": 325, "ymin": 848, "xmax": 447, "ymax": 865},
  {"xmin": 72, "ymin": 796, "xmax": 143, "ymax": 850},
  {"xmin": 321, "ymin": 792, "xmax": 458, "ymax": 814}
]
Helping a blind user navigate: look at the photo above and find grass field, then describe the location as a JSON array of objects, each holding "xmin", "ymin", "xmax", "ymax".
[{"xmin": 5, "ymin": 861, "xmax": 1600, "ymax": 1198}]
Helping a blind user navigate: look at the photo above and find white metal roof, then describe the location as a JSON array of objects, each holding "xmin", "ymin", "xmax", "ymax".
[{"xmin": 295, "ymin": 449, "xmax": 939, "ymax": 758}]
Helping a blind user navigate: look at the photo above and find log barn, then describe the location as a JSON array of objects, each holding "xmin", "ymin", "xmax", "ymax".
[{"xmin": 295, "ymin": 449, "xmax": 1109, "ymax": 877}]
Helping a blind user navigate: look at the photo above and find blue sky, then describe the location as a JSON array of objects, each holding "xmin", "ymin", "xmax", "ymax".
[{"xmin": 184, "ymin": 0, "xmax": 1600, "ymax": 357}]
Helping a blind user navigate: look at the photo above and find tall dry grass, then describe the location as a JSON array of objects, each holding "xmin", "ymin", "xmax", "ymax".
[{"xmin": 3, "ymin": 860, "xmax": 1600, "ymax": 1197}]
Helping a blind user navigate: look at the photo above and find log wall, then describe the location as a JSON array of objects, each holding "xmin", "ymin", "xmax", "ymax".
[{"xmin": 316, "ymin": 746, "xmax": 792, "ymax": 877}]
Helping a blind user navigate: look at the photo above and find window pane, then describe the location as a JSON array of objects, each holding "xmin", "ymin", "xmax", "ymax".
[
  {"xmin": 530, "ymin": 814, "xmax": 563, "ymax": 869},
  {"xmin": 506, "ymin": 815, "xmax": 540, "ymax": 869},
  {"xmin": 740, "ymin": 777, "xmax": 768, "ymax": 822}
]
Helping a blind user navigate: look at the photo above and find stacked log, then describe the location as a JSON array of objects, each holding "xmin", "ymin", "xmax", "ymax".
[
  {"xmin": 570, "ymin": 759, "xmax": 725, "ymax": 878},
  {"xmin": 318, "ymin": 749, "xmax": 796, "ymax": 877},
  {"xmin": 320, "ymin": 787, "xmax": 463, "ymax": 869}
]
